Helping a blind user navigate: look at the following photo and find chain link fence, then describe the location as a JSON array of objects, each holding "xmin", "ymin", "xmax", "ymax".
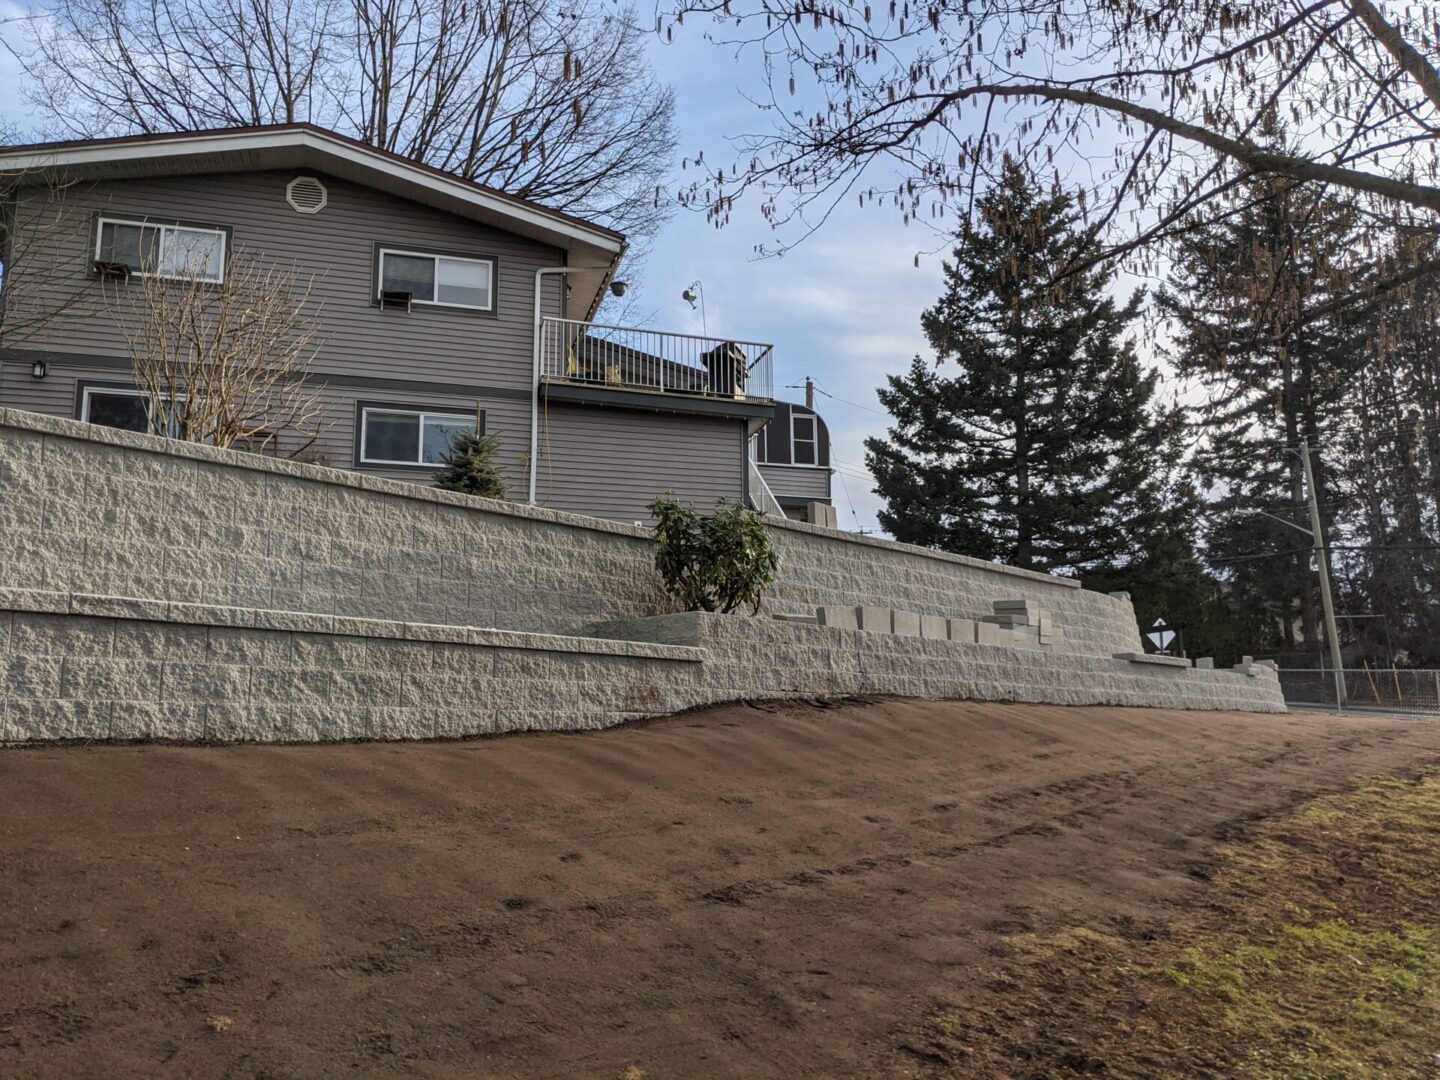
[{"xmin": 1279, "ymin": 668, "xmax": 1440, "ymax": 715}]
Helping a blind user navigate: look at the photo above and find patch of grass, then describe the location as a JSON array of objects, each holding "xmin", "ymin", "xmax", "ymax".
[
  {"xmin": 928, "ymin": 1012, "xmax": 961, "ymax": 1036},
  {"xmin": 908, "ymin": 766, "xmax": 1440, "ymax": 1078}
]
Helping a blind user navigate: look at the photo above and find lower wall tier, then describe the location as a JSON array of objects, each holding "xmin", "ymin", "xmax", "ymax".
[{"xmin": 0, "ymin": 590, "xmax": 1286, "ymax": 744}]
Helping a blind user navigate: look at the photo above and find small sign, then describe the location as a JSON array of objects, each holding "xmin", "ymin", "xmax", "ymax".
[{"xmin": 1146, "ymin": 618, "xmax": 1178, "ymax": 653}]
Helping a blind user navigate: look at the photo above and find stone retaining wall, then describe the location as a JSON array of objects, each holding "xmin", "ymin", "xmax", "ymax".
[
  {"xmin": 0, "ymin": 408, "xmax": 1138, "ymax": 656},
  {"xmin": 0, "ymin": 590, "xmax": 1284, "ymax": 745},
  {"xmin": 0, "ymin": 409, "xmax": 1285, "ymax": 744},
  {"xmin": 0, "ymin": 588, "xmax": 704, "ymax": 742}
]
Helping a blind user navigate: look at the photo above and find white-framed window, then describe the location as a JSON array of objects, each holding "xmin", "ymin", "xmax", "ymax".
[
  {"xmin": 791, "ymin": 412, "xmax": 818, "ymax": 466},
  {"xmin": 94, "ymin": 217, "xmax": 227, "ymax": 283},
  {"xmin": 377, "ymin": 248, "xmax": 495, "ymax": 311},
  {"xmin": 359, "ymin": 406, "xmax": 478, "ymax": 466},
  {"xmin": 80, "ymin": 385, "xmax": 183, "ymax": 437}
]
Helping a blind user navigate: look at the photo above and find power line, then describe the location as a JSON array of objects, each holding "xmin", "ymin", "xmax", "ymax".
[
  {"xmin": 1210, "ymin": 542, "xmax": 1440, "ymax": 564},
  {"xmin": 811, "ymin": 382, "xmax": 890, "ymax": 417}
]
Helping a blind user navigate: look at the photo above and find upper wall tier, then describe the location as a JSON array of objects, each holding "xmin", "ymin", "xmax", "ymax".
[{"xmin": 0, "ymin": 408, "xmax": 1143, "ymax": 657}]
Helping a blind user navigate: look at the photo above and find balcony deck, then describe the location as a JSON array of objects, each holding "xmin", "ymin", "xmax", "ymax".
[{"xmin": 540, "ymin": 318, "xmax": 774, "ymax": 404}]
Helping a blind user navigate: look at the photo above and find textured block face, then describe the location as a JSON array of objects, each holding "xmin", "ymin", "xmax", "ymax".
[
  {"xmin": 816, "ymin": 606, "xmax": 860, "ymax": 631},
  {"xmin": 919, "ymin": 614, "xmax": 949, "ymax": 639},
  {"xmin": 857, "ymin": 606, "xmax": 892, "ymax": 632},
  {"xmin": 1195, "ymin": 657, "xmax": 1215, "ymax": 670},
  {"xmin": 6, "ymin": 412, "xmax": 1298, "ymax": 741},
  {"xmin": 891, "ymin": 611, "xmax": 922, "ymax": 637},
  {"xmin": 2, "ymin": 410, "xmax": 1161, "ymax": 659},
  {"xmin": 0, "ymin": 601, "xmax": 1287, "ymax": 745}
]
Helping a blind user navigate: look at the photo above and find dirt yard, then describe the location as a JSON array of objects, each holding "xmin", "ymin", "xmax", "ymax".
[{"xmin": 2, "ymin": 699, "xmax": 1438, "ymax": 1079}]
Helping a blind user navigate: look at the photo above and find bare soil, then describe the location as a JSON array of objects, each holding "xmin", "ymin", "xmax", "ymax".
[{"xmin": 2, "ymin": 698, "xmax": 1437, "ymax": 1079}]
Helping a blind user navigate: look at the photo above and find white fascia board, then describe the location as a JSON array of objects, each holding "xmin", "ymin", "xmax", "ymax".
[{"xmin": 0, "ymin": 128, "xmax": 625, "ymax": 256}]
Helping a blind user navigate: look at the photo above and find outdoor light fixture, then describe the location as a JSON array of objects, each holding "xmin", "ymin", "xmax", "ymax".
[
  {"xmin": 682, "ymin": 279, "xmax": 707, "ymax": 334},
  {"xmin": 609, "ymin": 280, "xmax": 629, "ymax": 297},
  {"xmin": 30, "ymin": 358, "xmax": 47, "ymax": 379}
]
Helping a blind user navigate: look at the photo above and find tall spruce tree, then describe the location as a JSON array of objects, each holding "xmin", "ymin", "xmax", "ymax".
[
  {"xmin": 865, "ymin": 162, "xmax": 1190, "ymax": 580},
  {"xmin": 1159, "ymin": 172, "xmax": 1370, "ymax": 660}
]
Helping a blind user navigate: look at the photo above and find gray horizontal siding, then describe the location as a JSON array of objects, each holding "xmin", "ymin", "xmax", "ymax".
[
  {"xmin": 3, "ymin": 170, "xmax": 564, "ymax": 390},
  {"xmin": 537, "ymin": 403, "xmax": 744, "ymax": 522},
  {"xmin": 0, "ymin": 356, "xmax": 533, "ymax": 496},
  {"xmin": 0, "ymin": 353, "xmax": 78, "ymax": 417},
  {"xmin": 759, "ymin": 462, "xmax": 831, "ymax": 503}
]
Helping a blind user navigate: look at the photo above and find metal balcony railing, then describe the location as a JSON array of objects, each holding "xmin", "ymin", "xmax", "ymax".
[
  {"xmin": 540, "ymin": 317, "xmax": 774, "ymax": 402},
  {"xmin": 747, "ymin": 460, "xmax": 787, "ymax": 518}
]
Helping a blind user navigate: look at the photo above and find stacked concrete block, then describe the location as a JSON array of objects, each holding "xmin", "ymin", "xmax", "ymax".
[
  {"xmin": 975, "ymin": 620, "xmax": 1011, "ymax": 647},
  {"xmin": 891, "ymin": 610, "xmax": 922, "ymax": 637},
  {"xmin": 1114, "ymin": 651, "xmax": 1191, "ymax": 668},
  {"xmin": 856, "ymin": 606, "xmax": 892, "ymax": 632},
  {"xmin": 1195, "ymin": 657, "xmax": 1215, "ymax": 670},
  {"xmin": 989, "ymin": 599, "xmax": 1043, "ymax": 625},
  {"xmin": 947, "ymin": 618, "xmax": 977, "ymax": 644},
  {"xmin": 816, "ymin": 605, "xmax": 860, "ymax": 631},
  {"xmin": 919, "ymin": 614, "xmax": 949, "ymax": 639},
  {"xmin": 806, "ymin": 502, "xmax": 839, "ymax": 529}
]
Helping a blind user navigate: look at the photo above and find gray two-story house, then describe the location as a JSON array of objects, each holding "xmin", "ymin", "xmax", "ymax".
[{"xmin": 0, "ymin": 124, "xmax": 777, "ymax": 523}]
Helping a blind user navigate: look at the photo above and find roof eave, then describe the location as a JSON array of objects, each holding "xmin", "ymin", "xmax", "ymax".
[{"xmin": 0, "ymin": 125, "xmax": 627, "ymax": 318}]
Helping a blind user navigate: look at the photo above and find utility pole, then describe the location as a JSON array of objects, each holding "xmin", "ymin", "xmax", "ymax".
[{"xmin": 1299, "ymin": 436, "xmax": 1346, "ymax": 709}]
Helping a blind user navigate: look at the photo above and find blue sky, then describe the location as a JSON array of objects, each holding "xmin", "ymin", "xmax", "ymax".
[
  {"xmin": 638, "ymin": 26, "xmax": 948, "ymax": 532},
  {"xmin": 0, "ymin": 11, "xmax": 951, "ymax": 531}
]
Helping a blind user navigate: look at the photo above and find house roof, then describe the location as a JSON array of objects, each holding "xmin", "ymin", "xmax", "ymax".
[{"xmin": 0, "ymin": 123, "xmax": 627, "ymax": 320}]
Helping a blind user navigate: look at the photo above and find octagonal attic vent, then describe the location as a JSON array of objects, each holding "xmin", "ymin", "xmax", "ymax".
[{"xmin": 286, "ymin": 175, "xmax": 328, "ymax": 214}]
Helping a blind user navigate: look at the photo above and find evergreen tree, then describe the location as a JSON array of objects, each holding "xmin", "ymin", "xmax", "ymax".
[
  {"xmin": 432, "ymin": 429, "xmax": 507, "ymax": 499},
  {"xmin": 865, "ymin": 162, "xmax": 1190, "ymax": 580},
  {"xmin": 1159, "ymin": 170, "xmax": 1370, "ymax": 660}
]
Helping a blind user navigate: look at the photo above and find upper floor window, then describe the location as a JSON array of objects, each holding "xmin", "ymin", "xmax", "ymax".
[
  {"xmin": 359, "ymin": 404, "xmax": 479, "ymax": 467},
  {"xmin": 95, "ymin": 217, "xmax": 227, "ymax": 283},
  {"xmin": 791, "ymin": 413, "xmax": 818, "ymax": 465},
  {"xmin": 377, "ymin": 248, "xmax": 495, "ymax": 312}
]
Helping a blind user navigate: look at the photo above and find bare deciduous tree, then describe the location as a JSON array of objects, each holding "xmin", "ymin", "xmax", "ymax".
[
  {"xmin": 667, "ymin": 0, "xmax": 1440, "ymax": 300},
  {"xmin": 14, "ymin": 0, "xmax": 676, "ymax": 247},
  {"xmin": 124, "ymin": 249, "xmax": 328, "ymax": 455},
  {"xmin": 0, "ymin": 152, "xmax": 93, "ymax": 346}
]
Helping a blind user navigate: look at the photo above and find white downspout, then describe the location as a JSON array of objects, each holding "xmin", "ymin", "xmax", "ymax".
[{"xmin": 529, "ymin": 264, "xmax": 617, "ymax": 505}]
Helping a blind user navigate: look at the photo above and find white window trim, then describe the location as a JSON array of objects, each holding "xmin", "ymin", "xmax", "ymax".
[
  {"xmin": 376, "ymin": 247, "xmax": 496, "ymax": 312},
  {"xmin": 81, "ymin": 385, "xmax": 185, "ymax": 437},
  {"xmin": 359, "ymin": 407, "xmax": 477, "ymax": 467},
  {"xmin": 93, "ymin": 216, "xmax": 228, "ymax": 283},
  {"xmin": 791, "ymin": 412, "xmax": 819, "ymax": 466}
]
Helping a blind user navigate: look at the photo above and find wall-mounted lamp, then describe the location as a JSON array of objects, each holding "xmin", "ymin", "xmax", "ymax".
[{"xmin": 31, "ymin": 358, "xmax": 47, "ymax": 379}]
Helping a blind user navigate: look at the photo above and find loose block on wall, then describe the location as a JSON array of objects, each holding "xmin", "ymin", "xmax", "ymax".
[
  {"xmin": 857, "ymin": 607, "xmax": 892, "ymax": 632},
  {"xmin": 891, "ymin": 611, "xmax": 922, "ymax": 637},
  {"xmin": 919, "ymin": 614, "xmax": 949, "ymax": 639}
]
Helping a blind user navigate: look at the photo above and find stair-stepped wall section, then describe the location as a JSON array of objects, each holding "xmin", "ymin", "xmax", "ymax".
[{"xmin": 0, "ymin": 408, "xmax": 1284, "ymax": 743}]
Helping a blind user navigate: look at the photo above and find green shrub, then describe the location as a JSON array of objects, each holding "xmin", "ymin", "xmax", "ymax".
[
  {"xmin": 432, "ymin": 429, "xmax": 507, "ymax": 499},
  {"xmin": 648, "ymin": 494, "xmax": 779, "ymax": 614}
]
